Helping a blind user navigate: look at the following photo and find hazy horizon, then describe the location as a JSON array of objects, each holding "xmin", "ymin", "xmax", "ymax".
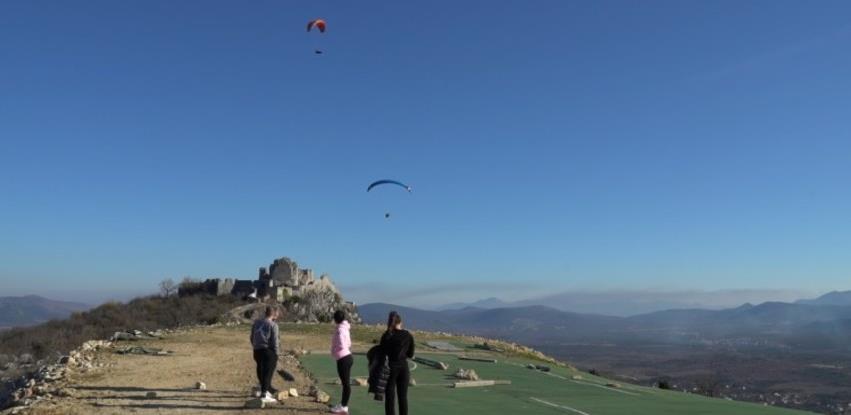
[{"xmin": 0, "ymin": 285, "xmax": 832, "ymax": 318}]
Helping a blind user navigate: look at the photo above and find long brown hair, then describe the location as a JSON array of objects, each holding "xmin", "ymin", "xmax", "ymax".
[{"xmin": 386, "ymin": 311, "xmax": 402, "ymax": 334}]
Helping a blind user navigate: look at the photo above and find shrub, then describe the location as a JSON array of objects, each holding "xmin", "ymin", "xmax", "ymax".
[
  {"xmin": 177, "ymin": 277, "xmax": 204, "ymax": 297},
  {"xmin": 0, "ymin": 295, "xmax": 242, "ymax": 360}
]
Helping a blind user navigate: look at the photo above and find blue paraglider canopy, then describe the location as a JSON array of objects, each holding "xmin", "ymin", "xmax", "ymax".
[{"xmin": 367, "ymin": 179, "xmax": 412, "ymax": 192}]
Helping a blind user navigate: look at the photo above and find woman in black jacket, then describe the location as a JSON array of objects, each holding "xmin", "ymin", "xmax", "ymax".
[{"xmin": 379, "ymin": 311, "xmax": 415, "ymax": 415}]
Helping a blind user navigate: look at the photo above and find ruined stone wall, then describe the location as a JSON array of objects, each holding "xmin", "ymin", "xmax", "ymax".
[
  {"xmin": 269, "ymin": 257, "xmax": 299, "ymax": 287},
  {"xmin": 215, "ymin": 279, "xmax": 235, "ymax": 296},
  {"xmin": 231, "ymin": 280, "xmax": 256, "ymax": 297},
  {"xmin": 297, "ymin": 269, "xmax": 314, "ymax": 286},
  {"xmin": 178, "ymin": 278, "xmax": 236, "ymax": 297}
]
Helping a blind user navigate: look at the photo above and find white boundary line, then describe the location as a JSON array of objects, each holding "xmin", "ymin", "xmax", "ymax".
[
  {"xmin": 545, "ymin": 372, "xmax": 639, "ymax": 396},
  {"xmin": 530, "ymin": 397, "xmax": 591, "ymax": 415},
  {"xmin": 507, "ymin": 361, "xmax": 640, "ymax": 396}
]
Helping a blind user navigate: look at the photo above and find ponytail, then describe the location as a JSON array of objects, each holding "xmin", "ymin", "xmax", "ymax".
[{"xmin": 386, "ymin": 311, "xmax": 402, "ymax": 334}]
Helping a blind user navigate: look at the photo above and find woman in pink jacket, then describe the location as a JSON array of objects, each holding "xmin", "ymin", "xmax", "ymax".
[{"xmin": 330, "ymin": 310, "xmax": 353, "ymax": 414}]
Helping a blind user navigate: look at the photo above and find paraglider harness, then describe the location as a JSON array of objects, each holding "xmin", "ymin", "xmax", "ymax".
[{"xmin": 367, "ymin": 344, "xmax": 390, "ymax": 401}]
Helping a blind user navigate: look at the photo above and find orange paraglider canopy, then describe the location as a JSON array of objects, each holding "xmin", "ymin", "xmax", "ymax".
[{"xmin": 307, "ymin": 19, "xmax": 326, "ymax": 33}]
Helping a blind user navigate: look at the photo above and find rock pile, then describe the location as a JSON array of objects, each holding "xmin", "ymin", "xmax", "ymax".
[
  {"xmin": 115, "ymin": 346, "xmax": 171, "ymax": 356},
  {"xmin": 309, "ymin": 386, "xmax": 330, "ymax": 403},
  {"xmin": 0, "ymin": 339, "xmax": 112, "ymax": 411},
  {"xmin": 110, "ymin": 330, "xmax": 163, "ymax": 341},
  {"xmin": 454, "ymin": 368, "xmax": 479, "ymax": 381}
]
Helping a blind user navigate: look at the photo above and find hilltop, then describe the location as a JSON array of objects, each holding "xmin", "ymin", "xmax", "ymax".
[
  {"xmin": 0, "ymin": 256, "xmax": 836, "ymax": 414},
  {"xmin": 0, "ymin": 320, "xmax": 813, "ymax": 415},
  {"xmin": 796, "ymin": 291, "xmax": 851, "ymax": 307}
]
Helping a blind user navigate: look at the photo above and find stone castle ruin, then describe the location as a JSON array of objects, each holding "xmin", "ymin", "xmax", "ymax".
[{"xmin": 179, "ymin": 257, "xmax": 359, "ymax": 323}]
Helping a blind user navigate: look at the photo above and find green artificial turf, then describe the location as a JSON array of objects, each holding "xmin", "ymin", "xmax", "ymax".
[{"xmin": 299, "ymin": 352, "xmax": 813, "ymax": 415}]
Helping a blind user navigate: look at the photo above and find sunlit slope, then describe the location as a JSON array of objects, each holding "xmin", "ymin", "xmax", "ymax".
[{"xmin": 301, "ymin": 346, "xmax": 811, "ymax": 415}]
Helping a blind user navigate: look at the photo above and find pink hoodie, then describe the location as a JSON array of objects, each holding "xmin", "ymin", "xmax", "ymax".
[{"xmin": 331, "ymin": 320, "xmax": 352, "ymax": 360}]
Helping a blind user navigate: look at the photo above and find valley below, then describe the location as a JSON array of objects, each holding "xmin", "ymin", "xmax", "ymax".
[{"xmin": 538, "ymin": 341, "xmax": 851, "ymax": 415}]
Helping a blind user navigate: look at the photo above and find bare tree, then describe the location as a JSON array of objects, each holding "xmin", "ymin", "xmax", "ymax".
[
  {"xmin": 159, "ymin": 278, "xmax": 177, "ymax": 297},
  {"xmin": 694, "ymin": 374, "xmax": 723, "ymax": 397}
]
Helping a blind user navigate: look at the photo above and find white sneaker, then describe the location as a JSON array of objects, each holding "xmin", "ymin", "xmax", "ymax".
[
  {"xmin": 330, "ymin": 405, "xmax": 348, "ymax": 414},
  {"xmin": 261, "ymin": 392, "xmax": 278, "ymax": 403},
  {"xmin": 253, "ymin": 386, "xmax": 261, "ymax": 398}
]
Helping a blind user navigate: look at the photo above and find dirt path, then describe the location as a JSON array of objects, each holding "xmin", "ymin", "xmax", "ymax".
[{"xmin": 26, "ymin": 326, "xmax": 330, "ymax": 415}]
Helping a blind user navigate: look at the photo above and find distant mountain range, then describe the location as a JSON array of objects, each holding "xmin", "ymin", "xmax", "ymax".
[
  {"xmin": 362, "ymin": 290, "xmax": 851, "ymax": 348},
  {"xmin": 432, "ymin": 289, "xmax": 812, "ymax": 317},
  {"xmin": 360, "ymin": 302, "xmax": 621, "ymax": 343},
  {"xmin": 435, "ymin": 297, "xmax": 511, "ymax": 311},
  {"xmin": 0, "ymin": 295, "xmax": 91, "ymax": 329},
  {"xmin": 796, "ymin": 290, "xmax": 851, "ymax": 306}
]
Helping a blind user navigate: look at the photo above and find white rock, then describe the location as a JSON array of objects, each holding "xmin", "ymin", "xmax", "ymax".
[
  {"xmin": 353, "ymin": 377, "xmax": 368, "ymax": 386},
  {"xmin": 314, "ymin": 390, "xmax": 330, "ymax": 403}
]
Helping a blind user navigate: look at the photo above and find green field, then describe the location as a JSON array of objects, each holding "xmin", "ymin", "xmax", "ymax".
[{"xmin": 300, "ymin": 350, "xmax": 812, "ymax": 415}]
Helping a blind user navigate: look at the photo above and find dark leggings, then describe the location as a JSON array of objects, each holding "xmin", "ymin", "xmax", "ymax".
[
  {"xmin": 336, "ymin": 354, "xmax": 354, "ymax": 406},
  {"xmin": 385, "ymin": 363, "xmax": 410, "ymax": 415},
  {"xmin": 253, "ymin": 348, "xmax": 277, "ymax": 394}
]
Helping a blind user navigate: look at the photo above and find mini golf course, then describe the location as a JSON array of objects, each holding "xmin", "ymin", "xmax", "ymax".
[{"xmin": 299, "ymin": 346, "xmax": 813, "ymax": 415}]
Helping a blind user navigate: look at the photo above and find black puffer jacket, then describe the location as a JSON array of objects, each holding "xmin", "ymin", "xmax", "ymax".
[{"xmin": 367, "ymin": 345, "xmax": 390, "ymax": 401}]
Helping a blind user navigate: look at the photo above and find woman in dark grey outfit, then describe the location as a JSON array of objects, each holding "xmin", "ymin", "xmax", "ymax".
[{"xmin": 250, "ymin": 306, "xmax": 280, "ymax": 403}]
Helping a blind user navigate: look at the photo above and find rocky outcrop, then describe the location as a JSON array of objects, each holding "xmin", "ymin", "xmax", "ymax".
[
  {"xmin": 221, "ymin": 303, "xmax": 288, "ymax": 325},
  {"xmin": 221, "ymin": 297, "xmax": 361, "ymax": 326},
  {"xmin": 284, "ymin": 282, "xmax": 360, "ymax": 324},
  {"xmin": 230, "ymin": 257, "xmax": 361, "ymax": 324},
  {"xmin": 0, "ymin": 339, "xmax": 111, "ymax": 412},
  {"xmin": 184, "ymin": 257, "xmax": 360, "ymax": 323}
]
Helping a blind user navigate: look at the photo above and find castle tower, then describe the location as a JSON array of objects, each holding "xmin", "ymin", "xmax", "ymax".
[{"xmin": 269, "ymin": 257, "xmax": 300, "ymax": 287}]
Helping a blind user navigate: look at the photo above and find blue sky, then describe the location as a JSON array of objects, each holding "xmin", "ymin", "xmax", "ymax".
[{"xmin": 1, "ymin": 1, "xmax": 850, "ymax": 305}]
